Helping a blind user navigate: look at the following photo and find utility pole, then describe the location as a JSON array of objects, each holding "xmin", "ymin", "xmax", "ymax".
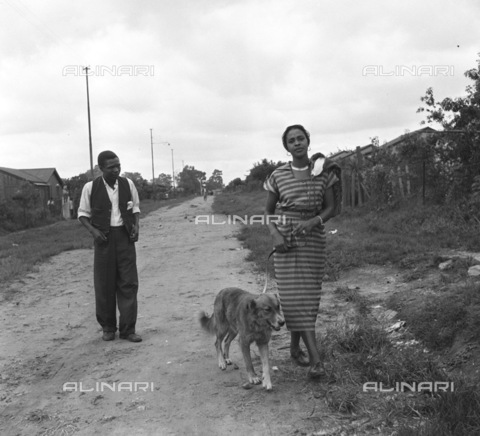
[
  {"xmin": 150, "ymin": 128, "xmax": 155, "ymax": 198},
  {"xmin": 170, "ymin": 146, "xmax": 175, "ymax": 191},
  {"xmin": 150, "ymin": 128, "xmax": 155, "ymax": 183},
  {"xmin": 83, "ymin": 67, "xmax": 94, "ymax": 179}
]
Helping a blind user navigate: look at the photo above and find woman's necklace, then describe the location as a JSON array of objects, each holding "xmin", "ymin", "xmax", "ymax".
[{"xmin": 291, "ymin": 164, "xmax": 309, "ymax": 171}]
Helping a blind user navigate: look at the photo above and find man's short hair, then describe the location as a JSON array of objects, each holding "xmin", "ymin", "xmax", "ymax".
[{"xmin": 97, "ymin": 151, "xmax": 118, "ymax": 168}]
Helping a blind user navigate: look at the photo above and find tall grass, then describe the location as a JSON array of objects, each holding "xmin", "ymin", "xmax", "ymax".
[
  {"xmin": 212, "ymin": 192, "xmax": 473, "ymax": 279},
  {"xmin": 320, "ymin": 287, "xmax": 480, "ymax": 435},
  {"xmin": 0, "ymin": 220, "xmax": 92, "ymax": 286},
  {"xmin": 388, "ymin": 280, "xmax": 480, "ymax": 350}
]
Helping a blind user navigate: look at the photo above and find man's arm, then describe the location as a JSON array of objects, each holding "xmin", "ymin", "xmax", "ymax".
[
  {"xmin": 78, "ymin": 182, "xmax": 107, "ymax": 243},
  {"xmin": 130, "ymin": 212, "xmax": 140, "ymax": 242},
  {"xmin": 79, "ymin": 216, "xmax": 107, "ymax": 243},
  {"xmin": 128, "ymin": 179, "xmax": 141, "ymax": 242}
]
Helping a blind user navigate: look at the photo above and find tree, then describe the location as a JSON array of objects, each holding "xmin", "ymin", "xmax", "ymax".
[
  {"xmin": 177, "ymin": 166, "xmax": 206, "ymax": 194},
  {"xmin": 206, "ymin": 169, "xmax": 224, "ymax": 191},
  {"xmin": 245, "ymin": 159, "xmax": 285, "ymax": 184},
  {"xmin": 418, "ymin": 71, "xmax": 480, "ymax": 131},
  {"xmin": 156, "ymin": 173, "xmax": 172, "ymax": 191},
  {"xmin": 225, "ymin": 177, "xmax": 244, "ymax": 191},
  {"xmin": 417, "ymin": 54, "xmax": 480, "ymax": 202},
  {"xmin": 123, "ymin": 172, "xmax": 144, "ymax": 185},
  {"xmin": 10, "ymin": 182, "xmax": 45, "ymax": 227},
  {"xmin": 123, "ymin": 172, "xmax": 149, "ymax": 200}
]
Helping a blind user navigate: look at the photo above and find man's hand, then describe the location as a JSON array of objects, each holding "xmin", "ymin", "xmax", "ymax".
[
  {"xmin": 91, "ymin": 228, "xmax": 107, "ymax": 244},
  {"xmin": 130, "ymin": 224, "xmax": 139, "ymax": 242},
  {"xmin": 79, "ymin": 216, "xmax": 107, "ymax": 244}
]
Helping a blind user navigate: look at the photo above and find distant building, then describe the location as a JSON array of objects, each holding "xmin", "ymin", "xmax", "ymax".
[
  {"xmin": 328, "ymin": 127, "xmax": 438, "ymax": 208},
  {"xmin": 0, "ymin": 167, "xmax": 64, "ymax": 205},
  {"xmin": 329, "ymin": 126, "xmax": 438, "ymax": 163}
]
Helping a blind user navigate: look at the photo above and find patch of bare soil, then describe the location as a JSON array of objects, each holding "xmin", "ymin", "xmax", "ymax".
[{"xmin": 0, "ymin": 196, "xmax": 454, "ymax": 436}]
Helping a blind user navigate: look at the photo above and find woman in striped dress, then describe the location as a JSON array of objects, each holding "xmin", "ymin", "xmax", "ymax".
[{"xmin": 264, "ymin": 125, "xmax": 341, "ymax": 378}]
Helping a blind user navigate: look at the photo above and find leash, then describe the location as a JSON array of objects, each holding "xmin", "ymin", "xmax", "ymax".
[{"xmin": 262, "ymin": 248, "xmax": 276, "ymax": 293}]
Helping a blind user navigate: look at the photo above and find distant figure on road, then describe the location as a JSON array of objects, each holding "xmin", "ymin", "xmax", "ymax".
[
  {"xmin": 264, "ymin": 124, "xmax": 342, "ymax": 379},
  {"xmin": 78, "ymin": 150, "xmax": 142, "ymax": 343},
  {"xmin": 47, "ymin": 198, "xmax": 55, "ymax": 216},
  {"xmin": 68, "ymin": 197, "xmax": 74, "ymax": 219}
]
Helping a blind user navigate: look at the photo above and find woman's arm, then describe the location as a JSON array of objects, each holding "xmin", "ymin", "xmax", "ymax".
[
  {"xmin": 319, "ymin": 186, "xmax": 335, "ymax": 224},
  {"xmin": 264, "ymin": 191, "xmax": 288, "ymax": 252},
  {"xmin": 292, "ymin": 187, "xmax": 335, "ymax": 235}
]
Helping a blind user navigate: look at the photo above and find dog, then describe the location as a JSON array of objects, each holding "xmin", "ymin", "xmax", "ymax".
[{"xmin": 199, "ymin": 287, "xmax": 285, "ymax": 390}]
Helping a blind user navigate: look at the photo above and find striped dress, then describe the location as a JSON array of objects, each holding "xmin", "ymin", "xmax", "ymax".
[{"xmin": 264, "ymin": 162, "xmax": 339, "ymax": 331}]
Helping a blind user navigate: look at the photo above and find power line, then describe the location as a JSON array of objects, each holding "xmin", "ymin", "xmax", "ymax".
[{"xmin": 4, "ymin": 0, "xmax": 62, "ymax": 44}]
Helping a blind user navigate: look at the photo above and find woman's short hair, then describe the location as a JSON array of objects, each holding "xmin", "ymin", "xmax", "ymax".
[
  {"xmin": 97, "ymin": 150, "xmax": 118, "ymax": 167},
  {"xmin": 282, "ymin": 125, "xmax": 310, "ymax": 150}
]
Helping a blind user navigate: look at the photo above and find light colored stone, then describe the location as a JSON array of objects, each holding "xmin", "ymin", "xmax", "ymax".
[
  {"xmin": 468, "ymin": 265, "xmax": 480, "ymax": 277},
  {"xmin": 439, "ymin": 259, "xmax": 453, "ymax": 270}
]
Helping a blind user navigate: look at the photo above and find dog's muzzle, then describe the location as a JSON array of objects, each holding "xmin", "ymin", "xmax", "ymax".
[{"xmin": 269, "ymin": 319, "xmax": 285, "ymax": 331}]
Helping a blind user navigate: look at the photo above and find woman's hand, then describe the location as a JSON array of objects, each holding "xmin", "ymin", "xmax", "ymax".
[
  {"xmin": 292, "ymin": 217, "xmax": 322, "ymax": 236},
  {"xmin": 272, "ymin": 233, "xmax": 289, "ymax": 253}
]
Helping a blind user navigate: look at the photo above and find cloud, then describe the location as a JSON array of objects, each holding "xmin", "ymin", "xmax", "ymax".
[{"xmin": 1, "ymin": 0, "xmax": 479, "ymax": 184}]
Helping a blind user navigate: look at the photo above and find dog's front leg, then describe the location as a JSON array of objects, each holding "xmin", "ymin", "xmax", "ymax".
[
  {"xmin": 240, "ymin": 342, "xmax": 261, "ymax": 385},
  {"xmin": 258, "ymin": 343, "xmax": 272, "ymax": 390},
  {"xmin": 223, "ymin": 334, "xmax": 233, "ymax": 366}
]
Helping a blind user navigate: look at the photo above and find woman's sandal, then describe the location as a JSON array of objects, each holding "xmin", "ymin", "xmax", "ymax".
[
  {"xmin": 308, "ymin": 362, "xmax": 326, "ymax": 379},
  {"xmin": 290, "ymin": 349, "xmax": 310, "ymax": 367}
]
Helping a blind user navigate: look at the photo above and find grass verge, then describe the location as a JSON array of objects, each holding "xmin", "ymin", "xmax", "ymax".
[
  {"xmin": 319, "ymin": 286, "xmax": 480, "ymax": 435},
  {"xmin": 0, "ymin": 197, "xmax": 189, "ymax": 288},
  {"xmin": 212, "ymin": 189, "xmax": 480, "ymax": 435}
]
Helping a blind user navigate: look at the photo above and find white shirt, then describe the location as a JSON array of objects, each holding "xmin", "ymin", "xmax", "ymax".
[{"xmin": 78, "ymin": 177, "xmax": 140, "ymax": 227}]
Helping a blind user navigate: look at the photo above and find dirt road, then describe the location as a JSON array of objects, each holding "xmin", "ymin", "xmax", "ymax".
[{"xmin": 0, "ymin": 196, "xmax": 399, "ymax": 435}]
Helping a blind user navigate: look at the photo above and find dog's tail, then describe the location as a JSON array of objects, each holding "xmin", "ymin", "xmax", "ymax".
[{"xmin": 199, "ymin": 311, "xmax": 216, "ymax": 335}]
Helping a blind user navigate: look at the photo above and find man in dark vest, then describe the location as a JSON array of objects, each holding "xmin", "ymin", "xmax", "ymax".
[{"xmin": 78, "ymin": 151, "xmax": 142, "ymax": 342}]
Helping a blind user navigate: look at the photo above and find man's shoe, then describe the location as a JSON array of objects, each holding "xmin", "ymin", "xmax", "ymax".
[
  {"xmin": 102, "ymin": 331, "xmax": 115, "ymax": 341},
  {"xmin": 120, "ymin": 333, "xmax": 142, "ymax": 342}
]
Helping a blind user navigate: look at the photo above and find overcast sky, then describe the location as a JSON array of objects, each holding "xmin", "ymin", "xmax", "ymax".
[{"xmin": 1, "ymin": 0, "xmax": 479, "ymax": 185}]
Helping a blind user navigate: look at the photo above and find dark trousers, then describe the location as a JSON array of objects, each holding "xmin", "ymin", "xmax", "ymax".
[{"xmin": 94, "ymin": 226, "xmax": 138, "ymax": 336}]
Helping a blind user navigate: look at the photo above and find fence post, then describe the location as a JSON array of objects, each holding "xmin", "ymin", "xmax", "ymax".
[
  {"xmin": 397, "ymin": 166, "xmax": 404, "ymax": 198},
  {"xmin": 341, "ymin": 169, "xmax": 348, "ymax": 210},
  {"xmin": 356, "ymin": 147, "xmax": 363, "ymax": 206},
  {"xmin": 422, "ymin": 160, "xmax": 426, "ymax": 205},
  {"xmin": 405, "ymin": 164, "xmax": 411, "ymax": 195},
  {"xmin": 351, "ymin": 170, "xmax": 356, "ymax": 207},
  {"xmin": 390, "ymin": 169, "xmax": 397, "ymax": 202},
  {"xmin": 357, "ymin": 171, "xmax": 363, "ymax": 206}
]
